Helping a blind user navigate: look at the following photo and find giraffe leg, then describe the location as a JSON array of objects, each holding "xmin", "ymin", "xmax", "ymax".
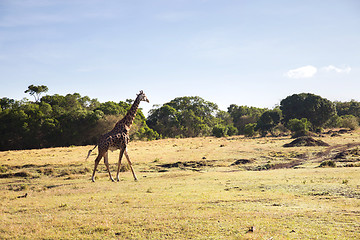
[
  {"xmin": 91, "ymin": 153, "xmax": 103, "ymax": 182},
  {"xmin": 116, "ymin": 148, "xmax": 125, "ymax": 182},
  {"xmin": 124, "ymin": 149, "xmax": 138, "ymax": 181},
  {"xmin": 104, "ymin": 151, "xmax": 115, "ymax": 182}
]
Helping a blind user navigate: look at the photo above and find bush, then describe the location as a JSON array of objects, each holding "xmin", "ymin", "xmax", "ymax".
[
  {"xmin": 319, "ymin": 160, "xmax": 336, "ymax": 168},
  {"xmin": 340, "ymin": 115, "xmax": 359, "ymax": 130},
  {"xmin": 143, "ymin": 126, "xmax": 160, "ymax": 140},
  {"xmin": 244, "ymin": 123, "xmax": 256, "ymax": 137},
  {"xmin": 227, "ymin": 104, "xmax": 266, "ymax": 134},
  {"xmin": 13, "ymin": 171, "xmax": 32, "ymax": 178},
  {"xmin": 212, "ymin": 124, "xmax": 227, "ymax": 138},
  {"xmin": 256, "ymin": 109, "xmax": 282, "ymax": 136},
  {"xmin": 325, "ymin": 115, "xmax": 342, "ymax": 128},
  {"xmin": 226, "ymin": 125, "xmax": 238, "ymax": 136},
  {"xmin": 287, "ymin": 118, "xmax": 310, "ymax": 138}
]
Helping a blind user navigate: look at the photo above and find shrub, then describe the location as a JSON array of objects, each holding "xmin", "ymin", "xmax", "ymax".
[
  {"xmin": 212, "ymin": 124, "xmax": 227, "ymax": 138},
  {"xmin": 0, "ymin": 165, "xmax": 7, "ymax": 173},
  {"xmin": 38, "ymin": 167, "xmax": 55, "ymax": 176},
  {"xmin": 8, "ymin": 184, "xmax": 28, "ymax": 191},
  {"xmin": 226, "ymin": 125, "xmax": 238, "ymax": 136},
  {"xmin": 244, "ymin": 123, "xmax": 256, "ymax": 137},
  {"xmin": 286, "ymin": 118, "xmax": 310, "ymax": 138},
  {"xmin": 13, "ymin": 171, "xmax": 32, "ymax": 178},
  {"xmin": 340, "ymin": 115, "xmax": 359, "ymax": 130},
  {"xmin": 58, "ymin": 170, "xmax": 71, "ymax": 177},
  {"xmin": 325, "ymin": 115, "xmax": 342, "ymax": 128},
  {"xmin": 319, "ymin": 160, "xmax": 336, "ymax": 168},
  {"xmin": 256, "ymin": 109, "xmax": 282, "ymax": 136}
]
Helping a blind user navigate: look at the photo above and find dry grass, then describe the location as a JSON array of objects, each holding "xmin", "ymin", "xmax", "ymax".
[{"xmin": 0, "ymin": 132, "xmax": 359, "ymax": 239}]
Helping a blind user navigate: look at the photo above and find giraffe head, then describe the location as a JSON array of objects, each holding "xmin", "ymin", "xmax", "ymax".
[{"xmin": 137, "ymin": 90, "xmax": 149, "ymax": 103}]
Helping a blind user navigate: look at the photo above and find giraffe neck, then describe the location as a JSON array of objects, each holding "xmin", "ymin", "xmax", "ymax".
[{"xmin": 121, "ymin": 96, "xmax": 141, "ymax": 129}]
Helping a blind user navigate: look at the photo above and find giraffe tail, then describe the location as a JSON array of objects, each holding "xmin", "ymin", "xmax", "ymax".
[{"xmin": 85, "ymin": 145, "xmax": 98, "ymax": 160}]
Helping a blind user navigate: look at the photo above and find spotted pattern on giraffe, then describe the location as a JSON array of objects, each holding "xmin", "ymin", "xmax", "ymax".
[{"xmin": 87, "ymin": 90, "xmax": 149, "ymax": 182}]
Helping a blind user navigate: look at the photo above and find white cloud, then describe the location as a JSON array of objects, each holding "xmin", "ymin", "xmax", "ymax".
[
  {"xmin": 322, "ymin": 65, "xmax": 351, "ymax": 74},
  {"xmin": 285, "ymin": 65, "xmax": 318, "ymax": 79}
]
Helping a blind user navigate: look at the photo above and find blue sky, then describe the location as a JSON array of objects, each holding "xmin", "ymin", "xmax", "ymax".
[{"xmin": 1, "ymin": 0, "xmax": 359, "ymax": 115}]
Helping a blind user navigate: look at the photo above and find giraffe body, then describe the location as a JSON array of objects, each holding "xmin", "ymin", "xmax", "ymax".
[{"xmin": 87, "ymin": 90, "xmax": 149, "ymax": 182}]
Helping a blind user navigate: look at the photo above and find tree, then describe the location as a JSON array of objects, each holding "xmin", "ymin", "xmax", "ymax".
[
  {"xmin": 335, "ymin": 100, "xmax": 360, "ymax": 118},
  {"xmin": 256, "ymin": 109, "xmax": 282, "ymax": 136},
  {"xmin": 0, "ymin": 97, "xmax": 15, "ymax": 110},
  {"xmin": 179, "ymin": 109, "xmax": 211, "ymax": 137},
  {"xmin": 167, "ymin": 96, "xmax": 218, "ymax": 123},
  {"xmin": 244, "ymin": 123, "xmax": 256, "ymax": 137},
  {"xmin": 228, "ymin": 104, "xmax": 267, "ymax": 134},
  {"xmin": 340, "ymin": 115, "xmax": 359, "ymax": 130},
  {"xmin": 216, "ymin": 110, "xmax": 233, "ymax": 126},
  {"xmin": 25, "ymin": 85, "xmax": 49, "ymax": 102},
  {"xmin": 280, "ymin": 93, "xmax": 336, "ymax": 129},
  {"xmin": 147, "ymin": 96, "xmax": 219, "ymax": 138},
  {"xmin": 147, "ymin": 104, "xmax": 181, "ymax": 138},
  {"xmin": 212, "ymin": 124, "xmax": 227, "ymax": 138},
  {"xmin": 226, "ymin": 125, "xmax": 238, "ymax": 136},
  {"xmin": 0, "ymin": 92, "xmax": 155, "ymax": 150},
  {"xmin": 98, "ymin": 101, "xmax": 123, "ymax": 115}
]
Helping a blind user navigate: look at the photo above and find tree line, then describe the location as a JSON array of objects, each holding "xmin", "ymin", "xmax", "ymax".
[
  {"xmin": 146, "ymin": 93, "xmax": 360, "ymax": 138},
  {"xmin": 1, "ymin": 85, "xmax": 360, "ymax": 150},
  {"xmin": 0, "ymin": 86, "xmax": 158, "ymax": 150}
]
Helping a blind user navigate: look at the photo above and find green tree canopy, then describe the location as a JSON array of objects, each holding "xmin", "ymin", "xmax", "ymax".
[
  {"xmin": 147, "ymin": 96, "xmax": 219, "ymax": 138},
  {"xmin": 286, "ymin": 118, "xmax": 310, "ymax": 138},
  {"xmin": 0, "ymin": 92, "xmax": 155, "ymax": 150},
  {"xmin": 335, "ymin": 100, "xmax": 360, "ymax": 118},
  {"xmin": 256, "ymin": 109, "xmax": 282, "ymax": 136},
  {"xmin": 0, "ymin": 97, "xmax": 15, "ymax": 110},
  {"xmin": 280, "ymin": 93, "xmax": 336, "ymax": 129},
  {"xmin": 24, "ymin": 85, "xmax": 49, "ymax": 102},
  {"xmin": 227, "ymin": 104, "xmax": 267, "ymax": 134}
]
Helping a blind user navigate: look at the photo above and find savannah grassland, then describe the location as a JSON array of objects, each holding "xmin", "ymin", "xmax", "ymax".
[{"xmin": 1, "ymin": 132, "xmax": 360, "ymax": 239}]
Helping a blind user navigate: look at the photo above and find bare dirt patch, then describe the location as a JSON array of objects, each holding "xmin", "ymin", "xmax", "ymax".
[
  {"xmin": 158, "ymin": 160, "xmax": 217, "ymax": 171},
  {"xmin": 250, "ymin": 160, "xmax": 303, "ymax": 171},
  {"xmin": 313, "ymin": 143, "xmax": 360, "ymax": 167}
]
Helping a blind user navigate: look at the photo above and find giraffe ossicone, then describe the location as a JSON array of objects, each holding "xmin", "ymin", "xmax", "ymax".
[{"xmin": 86, "ymin": 90, "xmax": 149, "ymax": 182}]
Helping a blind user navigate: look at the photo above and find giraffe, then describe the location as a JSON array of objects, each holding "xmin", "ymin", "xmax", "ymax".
[{"xmin": 86, "ymin": 90, "xmax": 149, "ymax": 182}]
